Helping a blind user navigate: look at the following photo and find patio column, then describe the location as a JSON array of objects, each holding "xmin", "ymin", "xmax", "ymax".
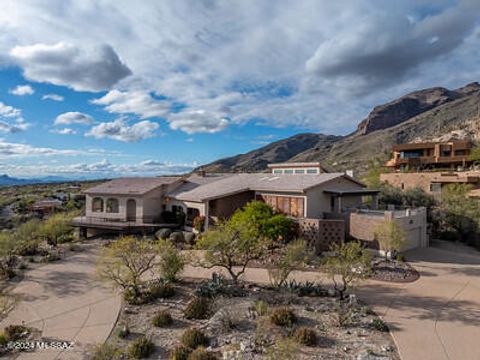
[
  {"xmin": 204, "ymin": 201, "xmax": 210, "ymax": 229},
  {"xmin": 337, "ymin": 196, "xmax": 342, "ymax": 213}
]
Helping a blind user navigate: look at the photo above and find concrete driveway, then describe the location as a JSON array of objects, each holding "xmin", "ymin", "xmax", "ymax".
[
  {"xmin": 358, "ymin": 241, "xmax": 480, "ymax": 360},
  {"xmin": 0, "ymin": 244, "xmax": 121, "ymax": 360}
]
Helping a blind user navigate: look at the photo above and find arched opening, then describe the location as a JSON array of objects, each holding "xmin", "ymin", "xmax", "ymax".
[
  {"xmin": 126, "ymin": 199, "xmax": 137, "ymax": 221},
  {"xmin": 92, "ymin": 197, "xmax": 104, "ymax": 213},
  {"xmin": 106, "ymin": 198, "xmax": 119, "ymax": 213}
]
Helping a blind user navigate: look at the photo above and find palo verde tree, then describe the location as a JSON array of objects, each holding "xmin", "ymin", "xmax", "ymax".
[
  {"xmin": 96, "ymin": 236, "xmax": 157, "ymax": 299},
  {"xmin": 324, "ymin": 241, "xmax": 371, "ymax": 300},
  {"xmin": 195, "ymin": 219, "xmax": 267, "ymax": 284},
  {"xmin": 268, "ymin": 239, "xmax": 310, "ymax": 287},
  {"xmin": 374, "ymin": 220, "xmax": 407, "ymax": 261}
]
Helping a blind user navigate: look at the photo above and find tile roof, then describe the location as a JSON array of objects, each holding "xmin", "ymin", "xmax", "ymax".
[
  {"xmin": 169, "ymin": 173, "xmax": 352, "ymax": 202},
  {"xmin": 84, "ymin": 176, "xmax": 182, "ymax": 195}
]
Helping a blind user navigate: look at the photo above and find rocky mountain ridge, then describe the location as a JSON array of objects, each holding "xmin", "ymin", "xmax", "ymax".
[{"xmin": 198, "ymin": 82, "xmax": 480, "ymax": 174}]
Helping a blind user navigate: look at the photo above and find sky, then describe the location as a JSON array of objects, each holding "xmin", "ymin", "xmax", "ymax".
[{"xmin": 0, "ymin": 0, "xmax": 479, "ymax": 178}]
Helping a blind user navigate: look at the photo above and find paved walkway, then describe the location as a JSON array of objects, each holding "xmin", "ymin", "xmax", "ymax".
[
  {"xmin": 0, "ymin": 244, "xmax": 121, "ymax": 360},
  {"xmin": 184, "ymin": 242, "xmax": 480, "ymax": 360}
]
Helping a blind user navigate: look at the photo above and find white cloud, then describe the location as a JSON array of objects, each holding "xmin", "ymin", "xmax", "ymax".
[
  {"xmin": 85, "ymin": 118, "xmax": 159, "ymax": 142},
  {"xmin": 0, "ymin": 102, "xmax": 29, "ymax": 133},
  {"xmin": 54, "ymin": 112, "xmax": 93, "ymax": 126},
  {"xmin": 1, "ymin": 1, "xmax": 479, "ymax": 134},
  {"xmin": 169, "ymin": 110, "xmax": 229, "ymax": 134},
  {"xmin": 9, "ymin": 84, "xmax": 34, "ymax": 95},
  {"xmin": 0, "ymin": 139, "xmax": 79, "ymax": 158},
  {"xmin": 0, "ymin": 159, "xmax": 196, "ymax": 177},
  {"xmin": 50, "ymin": 127, "xmax": 77, "ymax": 135},
  {"xmin": 10, "ymin": 42, "xmax": 131, "ymax": 92},
  {"xmin": 42, "ymin": 93, "xmax": 64, "ymax": 101},
  {"xmin": 91, "ymin": 90, "xmax": 170, "ymax": 118}
]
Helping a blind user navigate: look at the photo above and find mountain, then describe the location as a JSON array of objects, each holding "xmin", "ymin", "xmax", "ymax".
[
  {"xmin": 0, "ymin": 174, "xmax": 71, "ymax": 187},
  {"xmin": 198, "ymin": 82, "xmax": 480, "ymax": 174}
]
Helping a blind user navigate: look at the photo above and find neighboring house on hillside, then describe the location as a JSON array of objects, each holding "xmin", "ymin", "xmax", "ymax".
[
  {"xmin": 29, "ymin": 199, "xmax": 62, "ymax": 217},
  {"xmin": 380, "ymin": 171, "xmax": 480, "ymax": 195},
  {"xmin": 385, "ymin": 140, "xmax": 473, "ymax": 171}
]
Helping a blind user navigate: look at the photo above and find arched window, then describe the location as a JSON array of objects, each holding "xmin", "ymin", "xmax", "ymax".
[
  {"xmin": 92, "ymin": 197, "xmax": 103, "ymax": 213},
  {"xmin": 106, "ymin": 198, "xmax": 119, "ymax": 213}
]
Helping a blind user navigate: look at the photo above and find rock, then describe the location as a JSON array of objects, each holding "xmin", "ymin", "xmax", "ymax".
[{"xmin": 381, "ymin": 344, "xmax": 394, "ymax": 352}]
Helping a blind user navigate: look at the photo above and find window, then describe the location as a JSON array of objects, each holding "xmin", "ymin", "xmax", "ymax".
[
  {"xmin": 306, "ymin": 169, "xmax": 318, "ymax": 174},
  {"xmin": 294, "ymin": 169, "xmax": 305, "ymax": 174},
  {"xmin": 284, "ymin": 169, "xmax": 294, "ymax": 174},
  {"xmin": 92, "ymin": 197, "xmax": 103, "ymax": 213},
  {"xmin": 273, "ymin": 169, "xmax": 283, "ymax": 174},
  {"xmin": 172, "ymin": 205, "xmax": 184, "ymax": 214},
  {"xmin": 106, "ymin": 198, "xmax": 119, "ymax": 213},
  {"xmin": 400, "ymin": 183, "xmax": 405, "ymax": 190}
]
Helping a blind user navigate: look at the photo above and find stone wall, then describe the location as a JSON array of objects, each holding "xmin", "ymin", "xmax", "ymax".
[{"xmin": 297, "ymin": 218, "xmax": 345, "ymax": 253}]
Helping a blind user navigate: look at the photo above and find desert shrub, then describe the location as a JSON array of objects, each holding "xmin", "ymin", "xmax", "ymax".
[
  {"xmin": 170, "ymin": 345, "xmax": 191, "ymax": 360},
  {"xmin": 147, "ymin": 281, "xmax": 175, "ymax": 300},
  {"xmin": 156, "ymin": 239, "xmax": 185, "ymax": 282},
  {"xmin": 270, "ymin": 308, "xmax": 296, "ymax": 327},
  {"xmin": 292, "ymin": 327, "xmax": 317, "ymax": 346},
  {"xmin": 187, "ymin": 347, "xmax": 218, "ymax": 360},
  {"xmin": 92, "ymin": 343, "xmax": 123, "ymax": 360},
  {"xmin": 152, "ymin": 310, "xmax": 173, "ymax": 327},
  {"xmin": 184, "ymin": 297, "xmax": 211, "ymax": 320},
  {"xmin": 184, "ymin": 232, "xmax": 196, "ymax": 245},
  {"xmin": 169, "ymin": 231, "xmax": 185, "ymax": 244},
  {"xmin": 371, "ymin": 318, "xmax": 389, "ymax": 332},
  {"xmin": 0, "ymin": 332, "xmax": 6, "ymax": 346},
  {"xmin": 4, "ymin": 324, "xmax": 29, "ymax": 341},
  {"xmin": 43, "ymin": 250, "xmax": 61, "ymax": 262},
  {"xmin": 194, "ymin": 273, "xmax": 245, "ymax": 298},
  {"xmin": 282, "ymin": 280, "xmax": 327, "ymax": 297},
  {"xmin": 156, "ymin": 228, "xmax": 172, "ymax": 240},
  {"xmin": 38, "ymin": 213, "xmax": 74, "ymax": 246},
  {"xmin": 117, "ymin": 325, "xmax": 130, "ymax": 338},
  {"xmin": 254, "ymin": 300, "xmax": 269, "ymax": 316},
  {"xmin": 396, "ymin": 254, "xmax": 406, "ymax": 262},
  {"xmin": 128, "ymin": 336, "xmax": 155, "ymax": 359},
  {"xmin": 268, "ymin": 240, "xmax": 309, "ymax": 287},
  {"xmin": 181, "ymin": 328, "xmax": 208, "ymax": 349},
  {"xmin": 337, "ymin": 304, "xmax": 355, "ymax": 328},
  {"xmin": 123, "ymin": 287, "xmax": 143, "ymax": 305}
]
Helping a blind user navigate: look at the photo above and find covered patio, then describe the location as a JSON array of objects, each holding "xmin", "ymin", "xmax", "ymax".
[{"xmin": 323, "ymin": 189, "xmax": 380, "ymax": 213}]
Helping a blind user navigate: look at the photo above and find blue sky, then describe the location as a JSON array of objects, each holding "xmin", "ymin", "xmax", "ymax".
[{"xmin": 0, "ymin": 0, "xmax": 479, "ymax": 178}]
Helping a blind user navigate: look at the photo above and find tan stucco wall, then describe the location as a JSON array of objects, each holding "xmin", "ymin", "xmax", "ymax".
[
  {"xmin": 380, "ymin": 173, "xmax": 438, "ymax": 193},
  {"xmin": 305, "ymin": 177, "xmax": 365, "ymax": 218},
  {"xmin": 349, "ymin": 209, "xmax": 428, "ymax": 251}
]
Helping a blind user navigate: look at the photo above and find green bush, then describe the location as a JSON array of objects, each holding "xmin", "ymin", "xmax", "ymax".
[
  {"xmin": 254, "ymin": 300, "xmax": 269, "ymax": 316},
  {"xmin": 123, "ymin": 288, "xmax": 142, "ymax": 305},
  {"xmin": 292, "ymin": 326, "xmax": 317, "ymax": 346},
  {"xmin": 0, "ymin": 331, "xmax": 7, "ymax": 346},
  {"xmin": 152, "ymin": 310, "xmax": 173, "ymax": 327},
  {"xmin": 169, "ymin": 231, "xmax": 185, "ymax": 244},
  {"xmin": 169, "ymin": 345, "xmax": 191, "ymax": 360},
  {"xmin": 187, "ymin": 347, "xmax": 218, "ymax": 360},
  {"xmin": 181, "ymin": 328, "xmax": 208, "ymax": 349},
  {"xmin": 4, "ymin": 324, "xmax": 29, "ymax": 341},
  {"xmin": 194, "ymin": 273, "xmax": 245, "ymax": 298},
  {"xmin": 372, "ymin": 318, "xmax": 389, "ymax": 332},
  {"xmin": 184, "ymin": 297, "xmax": 211, "ymax": 320},
  {"xmin": 156, "ymin": 228, "xmax": 172, "ymax": 240},
  {"xmin": 92, "ymin": 343, "xmax": 123, "ymax": 360},
  {"xmin": 396, "ymin": 254, "xmax": 406, "ymax": 262},
  {"xmin": 270, "ymin": 308, "xmax": 296, "ymax": 327},
  {"xmin": 157, "ymin": 239, "xmax": 185, "ymax": 282},
  {"xmin": 193, "ymin": 216, "xmax": 205, "ymax": 232},
  {"xmin": 147, "ymin": 282, "xmax": 175, "ymax": 300},
  {"xmin": 128, "ymin": 336, "xmax": 155, "ymax": 359},
  {"xmin": 116, "ymin": 325, "xmax": 130, "ymax": 338}
]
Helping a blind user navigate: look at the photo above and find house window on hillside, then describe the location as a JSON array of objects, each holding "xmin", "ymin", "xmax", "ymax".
[
  {"xmin": 284, "ymin": 169, "xmax": 294, "ymax": 174},
  {"xmin": 92, "ymin": 198, "xmax": 103, "ymax": 213},
  {"xmin": 295, "ymin": 169, "xmax": 305, "ymax": 174},
  {"xmin": 106, "ymin": 198, "xmax": 119, "ymax": 213},
  {"xmin": 430, "ymin": 183, "xmax": 442, "ymax": 193},
  {"xmin": 306, "ymin": 169, "xmax": 318, "ymax": 174},
  {"xmin": 273, "ymin": 169, "xmax": 283, "ymax": 174}
]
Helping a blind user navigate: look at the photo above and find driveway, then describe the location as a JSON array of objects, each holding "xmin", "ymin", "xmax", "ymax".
[
  {"xmin": 357, "ymin": 241, "xmax": 480, "ymax": 360},
  {"xmin": 0, "ymin": 244, "xmax": 121, "ymax": 360},
  {"xmin": 184, "ymin": 241, "xmax": 480, "ymax": 360}
]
